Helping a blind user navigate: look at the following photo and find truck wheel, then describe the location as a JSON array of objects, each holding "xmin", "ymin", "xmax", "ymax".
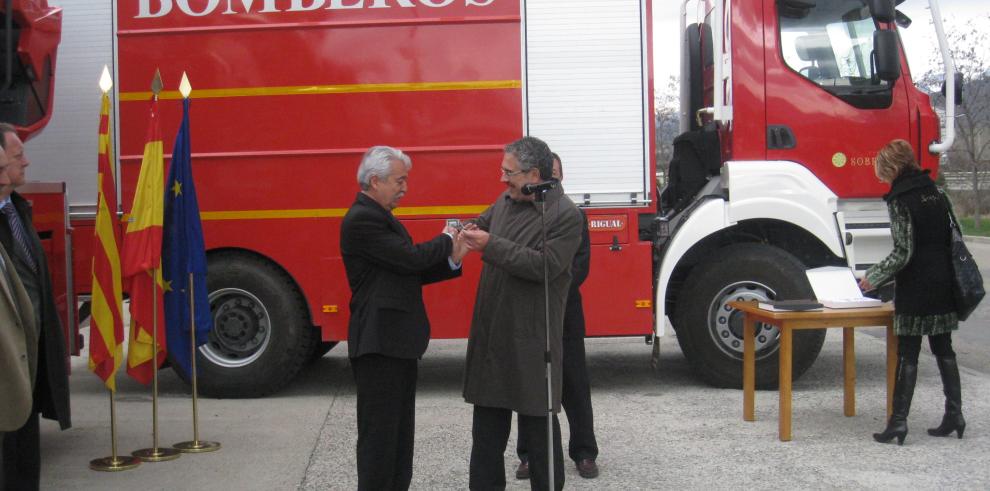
[
  {"xmin": 673, "ymin": 243, "xmax": 825, "ymax": 389},
  {"xmin": 187, "ymin": 253, "xmax": 315, "ymax": 398}
]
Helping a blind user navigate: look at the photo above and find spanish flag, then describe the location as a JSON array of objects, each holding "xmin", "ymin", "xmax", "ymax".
[
  {"xmin": 88, "ymin": 91, "xmax": 124, "ymax": 391},
  {"xmin": 122, "ymin": 94, "xmax": 166, "ymax": 385}
]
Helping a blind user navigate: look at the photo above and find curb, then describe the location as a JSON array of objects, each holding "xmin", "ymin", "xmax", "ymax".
[{"xmin": 964, "ymin": 235, "xmax": 990, "ymax": 244}]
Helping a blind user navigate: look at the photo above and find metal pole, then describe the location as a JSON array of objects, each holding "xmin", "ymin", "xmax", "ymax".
[
  {"xmin": 540, "ymin": 194, "xmax": 554, "ymax": 491},
  {"xmin": 191, "ymin": 273, "xmax": 199, "ymax": 443},
  {"xmin": 133, "ymin": 269, "xmax": 180, "ymax": 462},
  {"xmin": 111, "ymin": 389, "xmax": 119, "ymax": 460},
  {"xmin": 174, "ymin": 272, "xmax": 220, "ymax": 453},
  {"xmin": 90, "ymin": 389, "xmax": 140, "ymax": 471}
]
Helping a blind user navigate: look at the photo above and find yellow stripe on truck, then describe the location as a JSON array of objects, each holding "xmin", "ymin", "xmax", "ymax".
[
  {"xmin": 194, "ymin": 205, "xmax": 490, "ymax": 221},
  {"xmin": 120, "ymin": 80, "xmax": 522, "ymax": 101}
]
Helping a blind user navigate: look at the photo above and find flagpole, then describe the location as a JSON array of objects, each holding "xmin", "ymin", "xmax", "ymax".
[
  {"xmin": 174, "ymin": 270, "xmax": 219, "ymax": 453},
  {"xmin": 90, "ymin": 66, "xmax": 140, "ymax": 472},
  {"xmin": 90, "ymin": 387, "xmax": 141, "ymax": 471},
  {"xmin": 133, "ymin": 268, "xmax": 180, "ymax": 462},
  {"xmin": 132, "ymin": 71, "xmax": 179, "ymax": 462}
]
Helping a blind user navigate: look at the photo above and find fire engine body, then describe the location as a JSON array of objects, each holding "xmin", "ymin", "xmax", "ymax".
[
  {"xmin": 0, "ymin": 1, "xmax": 73, "ymax": 354},
  {"xmin": 32, "ymin": 0, "xmax": 953, "ymax": 396}
]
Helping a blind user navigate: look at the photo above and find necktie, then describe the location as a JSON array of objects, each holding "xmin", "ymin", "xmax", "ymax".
[{"xmin": 2, "ymin": 202, "xmax": 38, "ymax": 274}]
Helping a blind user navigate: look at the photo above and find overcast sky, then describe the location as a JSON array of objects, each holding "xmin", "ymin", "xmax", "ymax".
[{"xmin": 651, "ymin": 0, "xmax": 990, "ymax": 88}]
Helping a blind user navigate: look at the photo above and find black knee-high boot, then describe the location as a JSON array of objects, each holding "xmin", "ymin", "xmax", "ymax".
[
  {"xmin": 874, "ymin": 357, "xmax": 917, "ymax": 445},
  {"xmin": 927, "ymin": 356, "xmax": 966, "ymax": 438}
]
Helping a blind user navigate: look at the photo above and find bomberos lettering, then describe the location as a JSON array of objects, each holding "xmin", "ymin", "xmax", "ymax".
[{"xmin": 137, "ymin": 0, "xmax": 496, "ymax": 18}]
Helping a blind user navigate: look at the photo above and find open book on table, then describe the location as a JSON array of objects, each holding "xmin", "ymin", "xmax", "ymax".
[{"xmin": 805, "ymin": 266, "xmax": 883, "ymax": 309}]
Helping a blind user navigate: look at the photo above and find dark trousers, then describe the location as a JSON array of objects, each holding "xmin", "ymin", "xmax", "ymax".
[
  {"xmin": 2, "ymin": 411, "xmax": 40, "ymax": 491},
  {"xmin": 352, "ymin": 354, "xmax": 418, "ymax": 491},
  {"xmin": 471, "ymin": 405, "xmax": 563, "ymax": 491},
  {"xmin": 898, "ymin": 333, "xmax": 955, "ymax": 363},
  {"xmin": 517, "ymin": 334, "xmax": 598, "ymax": 464}
]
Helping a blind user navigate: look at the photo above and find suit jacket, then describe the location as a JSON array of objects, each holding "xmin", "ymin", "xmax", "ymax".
[
  {"xmin": 563, "ymin": 209, "xmax": 590, "ymax": 339},
  {"xmin": 341, "ymin": 192, "xmax": 460, "ymax": 359},
  {"xmin": 0, "ymin": 243, "xmax": 37, "ymax": 431},
  {"xmin": 0, "ymin": 192, "xmax": 71, "ymax": 429}
]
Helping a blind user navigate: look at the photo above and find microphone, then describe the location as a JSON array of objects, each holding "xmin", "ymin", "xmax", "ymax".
[{"xmin": 521, "ymin": 179, "xmax": 558, "ymax": 196}]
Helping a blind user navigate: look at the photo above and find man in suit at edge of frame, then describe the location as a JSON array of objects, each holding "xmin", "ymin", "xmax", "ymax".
[{"xmin": 0, "ymin": 123, "xmax": 71, "ymax": 491}]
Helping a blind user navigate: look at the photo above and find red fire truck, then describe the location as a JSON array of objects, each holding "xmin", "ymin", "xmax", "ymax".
[
  {"xmin": 0, "ymin": 1, "xmax": 75, "ymax": 356},
  {"xmin": 36, "ymin": 0, "xmax": 956, "ymax": 397}
]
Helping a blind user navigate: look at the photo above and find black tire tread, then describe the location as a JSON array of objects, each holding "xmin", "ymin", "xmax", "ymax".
[
  {"xmin": 673, "ymin": 243, "xmax": 826, "ymax": 389},
  {"xmin": 194, "ymin": 251, "xmax": 316, "ymax": 398}
]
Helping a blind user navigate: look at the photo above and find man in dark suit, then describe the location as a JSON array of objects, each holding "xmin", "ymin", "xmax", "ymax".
[
  {"xmin": 341, "ymin": 145, "xmax": 465, "ymax": 490},
  {"xmin": 0, "ymin": 123, "xmax": 71, "ymax": 490},
  {"xmin": 515, "ymin": 153, "xmax": 599, "ymax": 480}
]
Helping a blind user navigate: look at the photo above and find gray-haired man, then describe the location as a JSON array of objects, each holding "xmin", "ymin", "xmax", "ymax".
[
  {"xmin": 340, "ymin": 146, "xmax": 466, "ymax": 490},
  {"xmin": 460, "ymin": 136, "xmax": 583, "ymax": 491}
]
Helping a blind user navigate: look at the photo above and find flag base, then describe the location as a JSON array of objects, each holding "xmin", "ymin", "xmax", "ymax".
[
  {"xmin": 173, "ymin": 440, "xmax": 221, "ymax": 453},
  {"xmin": 132, "ymin": 447, "xmax": 181, "ymax": 462},
  {"xmin": 90, "ymin": 455, "xmax": 141, "ymax": 472}
]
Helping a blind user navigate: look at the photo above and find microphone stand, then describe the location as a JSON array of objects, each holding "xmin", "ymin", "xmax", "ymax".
[{"xmin": 534, "ymin": 185, "xmax": 555, "ymax": 491}]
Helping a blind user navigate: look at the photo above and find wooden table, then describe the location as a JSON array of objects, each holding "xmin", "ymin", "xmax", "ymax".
[{"xmin": 729, "ymin": 301, "xmax": 896, "ymax": 441}]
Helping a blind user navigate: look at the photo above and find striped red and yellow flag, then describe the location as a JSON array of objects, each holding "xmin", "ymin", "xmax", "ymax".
[
  {"xmin": 122, "ymin": 95, "xmax": 166, "ymax": 385},
  {"xmin": 88, "ymin": 91, "xmax": 124, "ymax": 391}
]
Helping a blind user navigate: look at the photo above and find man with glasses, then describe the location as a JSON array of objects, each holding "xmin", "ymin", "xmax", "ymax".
[{"xmin": 459, "ymin": 136, "xmax": 583, "ymax": 491}]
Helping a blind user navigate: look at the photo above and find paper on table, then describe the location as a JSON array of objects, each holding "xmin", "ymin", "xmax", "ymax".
[{"xmin": 805, "ymin": 266, "xmax": 883, "ymax": 309}]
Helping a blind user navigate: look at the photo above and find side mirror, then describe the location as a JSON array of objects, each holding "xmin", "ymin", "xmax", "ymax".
[
  {"xmin": 894, "ymin": 10, "xmax": 912, "ymax": 28},
  {"xmin": 873, "ymin": 30, "xmax": 901, "ymax": 82},
  {"xmin": 941, "ymin": 72, "xmax": 963, "ymax": 105},
  {"xmin": 867, "ymin": 0, "xmax": 895, "ymax": 23}
]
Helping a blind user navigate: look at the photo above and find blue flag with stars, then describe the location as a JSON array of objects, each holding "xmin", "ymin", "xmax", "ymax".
[{"xmin": 164, "ymin": 98, "xmax": 211, "ymax": 379}]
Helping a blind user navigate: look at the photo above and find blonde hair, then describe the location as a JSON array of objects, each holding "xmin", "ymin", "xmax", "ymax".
[{"xmin": 875, "ymin": 139, "xmax": 920, "ymax": 182}]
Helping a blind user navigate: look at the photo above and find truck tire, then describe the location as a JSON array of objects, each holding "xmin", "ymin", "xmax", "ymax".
[
  {"xmin": 673, "ymin": 243, "xmax": 826, "ymax": 389},
  {"xmin": 186, "ymin": 252, "xmax": 315, "ymax": 398}
]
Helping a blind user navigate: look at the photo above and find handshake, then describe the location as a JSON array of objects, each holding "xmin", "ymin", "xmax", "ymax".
[{"xmin": 443, "ymin": 219, "xmax": 487, "ymax": 264}]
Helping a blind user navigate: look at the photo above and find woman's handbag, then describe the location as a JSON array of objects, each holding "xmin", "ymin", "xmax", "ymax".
[{"xmin": 948, "ymin": 213, "xmax": 985, "ymax": 321}]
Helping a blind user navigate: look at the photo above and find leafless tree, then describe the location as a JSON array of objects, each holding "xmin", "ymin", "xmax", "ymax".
[
  {"xmin": 655, "ymin": 75, "xmax": 680, "ymax": 185},
  {"xmin": 916, "ymin": 14, "xmax": 990, "ymax": 226}
]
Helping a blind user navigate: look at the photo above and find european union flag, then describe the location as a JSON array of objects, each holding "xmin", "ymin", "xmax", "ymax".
[{"xmin": 164, "ymin": 97, "xmax": 211, "ymax": 379}]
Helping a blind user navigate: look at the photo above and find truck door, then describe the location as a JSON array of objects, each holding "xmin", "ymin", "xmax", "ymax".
[{"xmin": 764, "ymin": 0, "xmax": 909, "ymax": 199}]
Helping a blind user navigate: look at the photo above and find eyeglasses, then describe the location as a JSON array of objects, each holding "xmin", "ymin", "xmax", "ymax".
[{"xmin": 501, "ymin": 167, "xmax": 526, "ymax": 177}]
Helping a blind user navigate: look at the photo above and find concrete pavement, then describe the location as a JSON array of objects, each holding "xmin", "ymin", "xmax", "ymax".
[{"xmin": 41, "ymin": 326, "xmax": 990, "ymax": 490}]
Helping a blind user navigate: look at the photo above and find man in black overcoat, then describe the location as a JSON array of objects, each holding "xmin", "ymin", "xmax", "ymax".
[
  {"xmin": 340, "ymin": 145, "xmax": 465, "ymax": 490},
  {"xmin": 0, "ymin": 123, "xmax": 71, "ymax": 491}
]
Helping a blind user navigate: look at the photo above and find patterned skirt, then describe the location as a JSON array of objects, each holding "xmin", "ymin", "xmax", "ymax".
[{"xmin": 894, "ymin": 312, "xmax": 959, "ymax": 336}]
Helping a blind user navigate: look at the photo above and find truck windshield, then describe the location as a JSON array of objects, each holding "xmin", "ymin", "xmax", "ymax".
[{"xmin": 778, "ymin": 0, "xmax": 893, "ymax": 109}]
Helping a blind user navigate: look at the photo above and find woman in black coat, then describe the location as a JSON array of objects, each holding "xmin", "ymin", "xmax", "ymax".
[{"xmin": 859, "ymin": 139, "xmax": 966, "ymax": 445}]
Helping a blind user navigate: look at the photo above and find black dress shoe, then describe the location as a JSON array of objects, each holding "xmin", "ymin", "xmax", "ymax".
[
  {"xmin": 515, "ymin": 460, "xmax": 530, "ymax": 480},
  {"xmin": 576, "ymin": 458, "xmax": 599, "ymax": 479}
]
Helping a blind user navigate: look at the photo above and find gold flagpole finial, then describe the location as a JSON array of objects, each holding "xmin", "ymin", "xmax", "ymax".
[
  {"xmin": 151, "ymin": 69, "xmax": 163, "ymax": 96},
  {"xmin": 179, "ymin": 72, "xmax": 192, "ymax": 99},
  {"xmin": 99, "ymin": 65, "xmax": 113, "ymax": 93}
]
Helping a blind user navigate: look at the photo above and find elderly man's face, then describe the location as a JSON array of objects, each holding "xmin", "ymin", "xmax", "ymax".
[
  {"xmin": 2, "ymin": 132, "xmax": 29, "ymax": 189},
  {"xmin": 500, "ymin": 153, "xmax": 541, "ymax": 201},
  {"xmin": 368, "ymin": 159, "xmax": 408, "ymax": 210}
]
